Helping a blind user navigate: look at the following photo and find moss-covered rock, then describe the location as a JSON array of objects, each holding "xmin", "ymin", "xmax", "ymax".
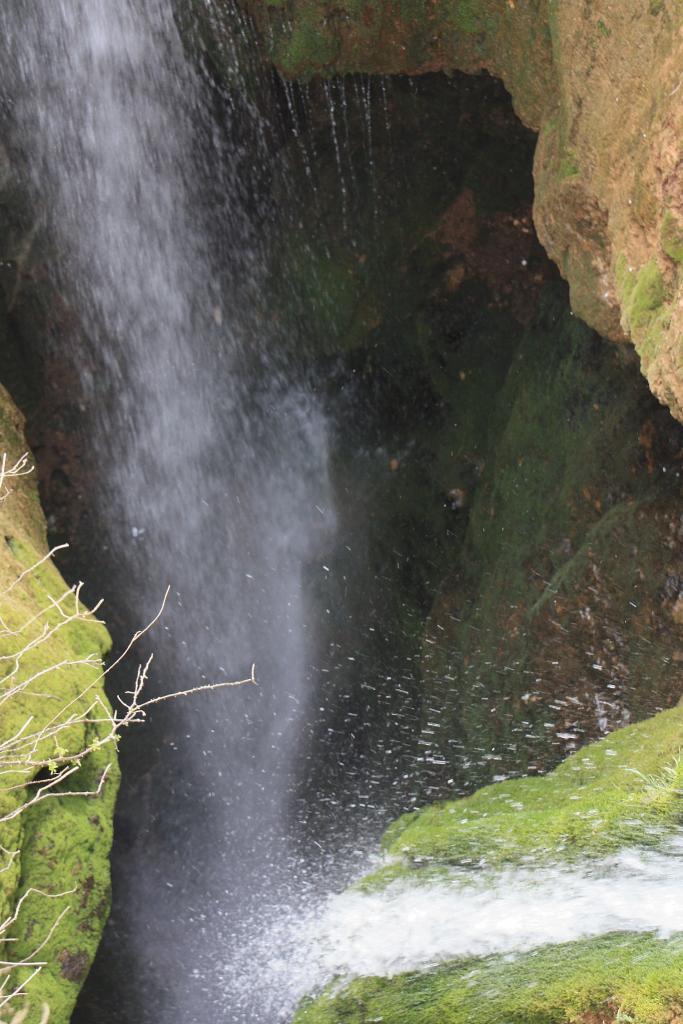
[
  {"xmin": 661, "ymin": 212, "xmax": 683, "ymax": 265},
  {"xmin": 416, "ymin": 286, "xmax": 683, "ymax": 792},
  {"xmin": 250, "ymin": 0, "xmax": 552, "ymax": 128},
  {"xmin": 295, "ymin": 932, "xmax": 683, "ymax": 1024},
  {"xmin": 0, "ymin": 385, "xmax": 119, "ymax": 1024},
  {"xmin": 372, "ymin": 705, "xmax": 683, "ymax": 880},
  {"xmin": 294, "ymin": 706, "xmax": 683, "ymax": 1022}
]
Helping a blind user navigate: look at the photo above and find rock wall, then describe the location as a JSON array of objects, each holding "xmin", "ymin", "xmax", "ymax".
[
  {"xmin": 204, "ymin": 0, "xmax": 683, "ymax": 420},
  {"xmin": 267, "ymin": 73, "xmax": 683, "ymax": 809}
]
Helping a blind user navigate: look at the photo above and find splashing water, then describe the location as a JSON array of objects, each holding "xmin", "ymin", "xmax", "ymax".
[{"xmin": 236, "ymin": 840, "xmax": 683, "ymax": 1019}]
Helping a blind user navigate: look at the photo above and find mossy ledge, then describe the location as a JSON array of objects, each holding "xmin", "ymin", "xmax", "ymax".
[
  {"xmin": 0, "ymin": 384, "xmax": 119, "ymax": 1024},
  {"xmin": 295, "ymin": 933, "xmax": 683, "ymax": 1024},
  {"xmin": 373, "ymin": 705, "xmax": 683, "ymax": 882},
  {"xmin": 294, "ymin": 706, "xmax": 683, "ymax": 1022}
]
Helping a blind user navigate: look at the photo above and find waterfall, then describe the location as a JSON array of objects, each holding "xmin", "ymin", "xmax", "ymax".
[{"xmin": 0, "ymin": 2, "xmax": 337, "ymax": 1021}]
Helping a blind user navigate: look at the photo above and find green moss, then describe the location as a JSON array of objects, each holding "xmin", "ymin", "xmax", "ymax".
[
  {"xmin": 661, "ymin": 210, "xmax": 683, "ymax": 263},
  {"xmin": 616, "ymin": 257, "xmax": 666, "ymax": 331},
  {"xmin": 630, "ymin": 261, "xmax": 666, "ymax": 324},
  {"xmin": 615, "ymin": 255, "xmax": 672, "ymax": 369},
  {"xmin": 637, "ymin": 305, "xmax": 671, "ymax": 369},
  {"xmin": 225, "ymin": 0, "xmax": 554, "ymax": 127},
  {"xmin": 9, "ymin": 745, "xmax": 117, "ymax": 1023},
  {"xmin": 558, "ymin": 153, "xmax": 580, "ymax": 179},
  {"xmin": 279, "ymin": 10, "xmax": 340, "ymax": 76},
  {"xmin": 360, "ymin": 707, "xmax": 683, "ymax": 880},
  {"xmin": 294, "ymin": 933, "xmax": 683, "ymax": 1024},
  {"xmin": 446, "ymin": 0, "xmax": 484, "ymax": 35},
  {"xmin": 296, "ymin": 708, "xmax": 683, "ymax": 1023},
  {"xmin": 0, "ymin": 385, "xmax": 119, "ymax": 1024}
]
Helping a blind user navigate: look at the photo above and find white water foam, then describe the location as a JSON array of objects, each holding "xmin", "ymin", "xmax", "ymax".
[{"xmin": 233, "ymin": 840, "xmax": 683, "ymax": 1019}]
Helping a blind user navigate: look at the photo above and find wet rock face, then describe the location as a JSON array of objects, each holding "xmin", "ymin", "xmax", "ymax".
[
  {"xmin": 208, "ymin": 0, "xmax": 683, "ymax": 420},
  {"xmin": 229, "ymin": 0, "xmax": 555, "ymax": 126},
  {"xmin": 0, "ymin": 129, "xmax": 106, "ymax": 606},
  {"xmin": 259, "ymin": 72, "xmax": 683, "ymax": 807},
  {"xmin": 264, "ymin": 69, "xmax": 683, "ymax": 1020}
]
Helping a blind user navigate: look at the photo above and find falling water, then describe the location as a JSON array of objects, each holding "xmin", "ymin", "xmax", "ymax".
[
  {"xmin": 322, "ymin": 80, "xmax": 347, "ymax": 226},
  {"xmin": 0, "ymin": 1, "xmax": 337, "ymax": 1021}
]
